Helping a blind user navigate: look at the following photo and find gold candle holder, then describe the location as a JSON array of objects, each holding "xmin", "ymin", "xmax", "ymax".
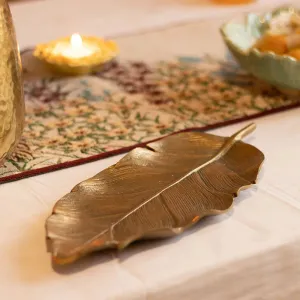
[{"xmin": 34, "ymin": 34, "xmax": 119, "ymax": 75}]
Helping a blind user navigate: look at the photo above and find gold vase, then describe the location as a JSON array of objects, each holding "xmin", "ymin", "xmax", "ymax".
[{"xmin": 0, "ymin": 0, "xmax": 24, "ymax": 165}]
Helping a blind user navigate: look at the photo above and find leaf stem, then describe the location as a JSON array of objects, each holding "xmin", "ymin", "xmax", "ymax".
[
  {"xmin": 231, "ymin": 123, "xmax": 256, "ymax": 141},
  {"xmin": 212, "ymin": 123, "xmax": 256, "ymax": 163}
]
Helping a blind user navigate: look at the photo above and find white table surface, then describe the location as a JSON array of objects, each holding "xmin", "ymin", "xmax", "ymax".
[
  {"xmin": 2, "ymin": 0, "xmax": 300, "ymax": 299},
  {"xmin": 11, "ymin": 0, "xmax": 288, "ymax": 49}
]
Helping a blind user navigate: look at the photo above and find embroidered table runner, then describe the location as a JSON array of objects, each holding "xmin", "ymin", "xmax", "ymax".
[{"xmin": 2, "ymin": 20, "xmax": 299, "ymax": 183}]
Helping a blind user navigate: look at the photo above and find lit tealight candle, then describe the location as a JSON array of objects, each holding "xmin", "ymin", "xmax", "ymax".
[
  {"xmin": 54, "ymin": 33, "xmax": 99, "ymax": 59},
  {"xmin": 34, "ymin": 33, "xmax": 119, "ymax": 75}
]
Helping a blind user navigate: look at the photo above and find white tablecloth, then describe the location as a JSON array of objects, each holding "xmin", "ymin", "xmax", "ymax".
[
  {"xmin": 12, "ymin": 0, "xmax": 286, "ymax": 48},
  {"xmin": 2, "ymin": 1, "xmax": 300, "ymax": 299}
]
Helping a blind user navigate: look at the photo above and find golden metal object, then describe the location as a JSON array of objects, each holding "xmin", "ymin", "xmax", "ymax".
[
  {"xmin": 0, "ymin": 0, "xmax": 25, "ymax": 164},
  {"xmin": 34, "ymin": 36, "xmax": 119, "ymax": 75},
  {"xmin": 46, "ymin": 123, "xmax": 264, "ymax": 265}
]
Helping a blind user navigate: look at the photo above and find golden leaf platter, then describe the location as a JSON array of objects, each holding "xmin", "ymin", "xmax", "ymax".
[
  {"xmin": 0, "ymin": 0, "xmax": 25, "ymax": 164},
  {"xmin": 46, "ymin": 123, "xmax": 264, "ymax": 265}
]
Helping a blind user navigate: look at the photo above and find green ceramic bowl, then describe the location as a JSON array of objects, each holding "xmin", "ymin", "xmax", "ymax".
[{"xmin": 220, "ymin": 6, "xmax": 300, "ymax": 91}]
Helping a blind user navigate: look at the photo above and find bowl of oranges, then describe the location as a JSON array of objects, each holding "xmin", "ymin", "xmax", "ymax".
[{"xmin": 220, "ymin": 6, "xmax": 300, "ymax": 92}]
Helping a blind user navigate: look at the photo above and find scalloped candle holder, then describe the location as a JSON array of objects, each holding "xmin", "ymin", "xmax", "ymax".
[{"xmin": 34, "ymin": 35, "xmax": 119, "ymax": 75}]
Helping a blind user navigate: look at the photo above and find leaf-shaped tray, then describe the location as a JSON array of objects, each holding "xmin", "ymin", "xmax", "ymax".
[{"xmin": 46, "ymin": 123, "xmax": 264, "ymax": 265}]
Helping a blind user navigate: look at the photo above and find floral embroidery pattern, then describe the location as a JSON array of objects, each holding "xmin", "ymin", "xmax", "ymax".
[
  {"xmin": 0, "ymin": 56, "xmax": 297, "ymax": 180},
  {"xmin": 98, "ymin": 60, "xmax": 172, "ymax": 105}
]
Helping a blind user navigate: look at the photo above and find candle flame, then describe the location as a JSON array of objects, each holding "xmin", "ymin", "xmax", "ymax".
[{"xmin": 71, "ymin": 33, "xmax": 83, "ymax": 49}]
